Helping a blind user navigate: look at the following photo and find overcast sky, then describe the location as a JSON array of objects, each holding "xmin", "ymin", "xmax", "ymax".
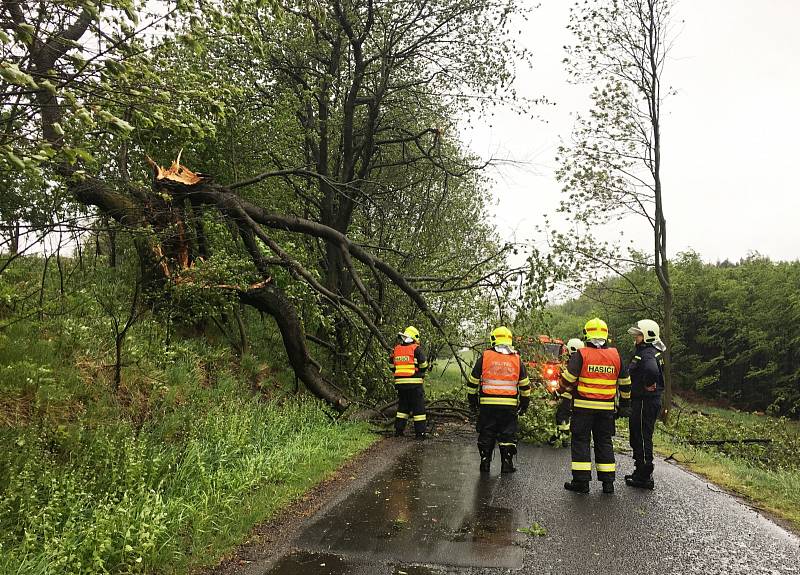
[{"xmin": 465, "ymin": 0, "xmax": 800, "ymax": 264}]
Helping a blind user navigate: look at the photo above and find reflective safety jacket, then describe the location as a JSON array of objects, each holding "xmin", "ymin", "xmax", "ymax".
[
  {"xmin": 467, "ymin": 347, "xmax": 531, "ymax": 407},
  {"xmin": 390, "ymin": 343, "xmax": 428, "ymax": 384},
  {"xmin": 561, "ymin": 344, "xmax": 630, "ymax": 410}
]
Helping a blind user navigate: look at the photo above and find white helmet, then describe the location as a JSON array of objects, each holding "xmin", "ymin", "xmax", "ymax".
[
  {"xmin": 566, "ymin": 338, "xmax": 584, "ymax": 354},
  {"xmin": 628, "ymin": 319, "xmax": 660, "ymax": 343}
]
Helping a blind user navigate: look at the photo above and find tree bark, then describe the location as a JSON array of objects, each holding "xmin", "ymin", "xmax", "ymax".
[{"xmin": 240, "ymin": 286, "xmax": 349, "ymax": 411}]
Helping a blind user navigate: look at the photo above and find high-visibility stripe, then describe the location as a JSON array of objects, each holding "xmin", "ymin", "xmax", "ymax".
[
  {"xmin": 479, "ymin": 397, "xmax": 518, "ymax": 406},
  {"xmin": 557, "ymin": 423, "xmax": 570, "ymax": 431},
  {"xmin": 596, "ymin": 463, "xmax": 616, "ymax": 472},
  {"xmin": 578, "ymin": 376, "xmax": 616, "ymax": 385},
  {"xmin": 620, "ymin": 391, "xmax": 631, "ymax": 399},
  {"xmin": 395, "ymin": 378, "xmax": 424, "ymax": 384},
  {"xmin": 617, "ymin": 377, "xmax": 631, "ymax": 385},
  {"xmin": 467, "ymin": 388, "xmax": 478, "ymax": 395},
  {"xmin": 519, "ymin": 388, "xmax": 531, "ymax": 397},
  {"xmin": 418, "ymin": 361, "xmax": 429, "ymax": 369},
  {"xmin": 396, "ymin": 412, "xmax": 409, "ymax": 419},
  {"xmin": 468, "ymin": 374, "xmax": 480, "ymax": 385},
  {"xmin": 482, "ymin": 384, "xmax": 518, "ymax": 392},
  {"xmin": 498, "ymin": 442, "xmax": 516, "ymax": 447},
  {"xmin": 577, "ymin": 385, "xmax": 616, "ymax": 397},
  {"xmin": 518, "ymin": 377, "xmax": 530, "ymax": 386},
  {"xmin": 562, "ymin": 371, "xmax": 578, "ymax": 383},
  {"xmin": 572, "ymin": 461, "xmax": 592, "ymax": 471},
  {"xmin": 561, "ymin": 392, "xmax": 573, "ymax": 400},
  {"xmin": 634, "ymin": 355, "xmax": 642, "ymax": 360},
  {"xmin": 483, "ymin": 378, "xmax": 517, "ymax": 386},
  {"xmin": 412, "ymin": 414, "xmax": 427, "ymax": 421},
  {"xmin": 573, "ymin": 399, "xmax": 615, "ymax": 410}
]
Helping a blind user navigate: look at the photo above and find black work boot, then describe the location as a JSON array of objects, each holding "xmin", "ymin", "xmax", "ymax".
[
  {"xmin": 479, "ymin": 447, "xmax": 492, "ymax": 473},
  {"xmin": 625, "ymin": 476, "xmax": 655, "ymax": 489},
  {"xmin": 499, "ymin": 446, "xmax": 516, "ymax": 473},
  {"xmin": 625, "ymin": 463, "xmax": 655, "ymax": 489},
  {"xmin": 564, "ymin": 480, "xmax": 590, "ymax": 493},
  {"xmin": 625, "ymin": 463, "xmax": 645, "ymax": 482},
  {"xmin": 602, "ymin": 481, "xmax": 615, "ymax": 494}
]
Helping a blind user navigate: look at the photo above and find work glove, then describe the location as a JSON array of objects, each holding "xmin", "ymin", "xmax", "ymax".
[
  {"xmin": 518, "ymin": 396, "xmax": 531, "ymax": 415},
  {"xmin": 468, "ymin": 394, "xmax": 479, "ymax": 413},
  {"xmin": 616, "ymin": 402, "xmax": 632, "ymax": 419}
]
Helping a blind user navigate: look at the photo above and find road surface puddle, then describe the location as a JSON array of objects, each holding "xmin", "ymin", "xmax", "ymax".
[{"xmin": 295, "ymin": 441, "xmax": 524, "ymax": 568}]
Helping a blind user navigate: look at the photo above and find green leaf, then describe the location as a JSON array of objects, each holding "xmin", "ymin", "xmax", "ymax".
[
  {"xmin": 5, "ymin": 150, "xmax": 25, "ymax": 170},
  {"xmin": 0, "ymin": 62, "xmax": 38, "ymax": 89},
  {"xmin": 517, "ymin": 522, "xmax": 547, "ymax": 537}
]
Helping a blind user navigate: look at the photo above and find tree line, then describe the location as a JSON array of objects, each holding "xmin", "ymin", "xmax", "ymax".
[{"xmin": 524, "ymin": 252, "xmax": 800, "ymax": 418}]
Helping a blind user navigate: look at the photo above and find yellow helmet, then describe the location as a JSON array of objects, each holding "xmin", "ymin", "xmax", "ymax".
[
  {"xmin": 402, "ymin": 326, "xmax": 420, "ymax": 343},
  {"xmin": 583, "ymin": 317, "xmax": 609, "ymax": 340},
  {"xmin": 490, "ymin": 326, "xmax": 513, "ymax": 347}
]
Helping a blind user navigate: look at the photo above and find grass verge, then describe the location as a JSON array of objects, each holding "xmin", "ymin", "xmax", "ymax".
[
  {"xmin": 650, "ymin": 401, "xmax": 800, "ymax": 533},
  {"xmin": 0, "ymin": 397, "xmax": 377, "ymax": 575}
]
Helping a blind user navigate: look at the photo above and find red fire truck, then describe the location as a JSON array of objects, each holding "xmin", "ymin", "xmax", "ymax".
[{"xmin": 515, "ymin": 335, "xmax": 567, "ymax": 393}]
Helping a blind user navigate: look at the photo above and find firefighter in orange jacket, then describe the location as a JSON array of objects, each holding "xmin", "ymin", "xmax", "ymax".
[
  {"xmin": 560, "ymin": 318, "xmax": 631, "ymax": 494},
  {"xmin": 390, "ymin": 326, "xmax": 429, "ymax": 438},
  {"xmin": 467, "ymin": 326, "xmax": 531, "ymax": 473}
]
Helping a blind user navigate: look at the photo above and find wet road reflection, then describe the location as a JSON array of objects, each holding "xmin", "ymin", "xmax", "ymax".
[
  {"xmin": 267, "ymin": 550, "xmax": 350, "ymax": 575},
  {"xmin": 294, "ymin": 441, "xmax": 523, "ymax": 569}
]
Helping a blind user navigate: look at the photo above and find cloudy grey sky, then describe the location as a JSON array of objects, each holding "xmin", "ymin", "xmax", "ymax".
[{"xmin": 466, "ymin": 0, "xmax": 800, "ymax": 263}]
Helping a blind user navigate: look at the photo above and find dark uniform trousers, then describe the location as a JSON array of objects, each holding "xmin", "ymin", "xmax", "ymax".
[
  {"xmin": 477, "ymin": 405, "xmax": 518, "ymax": 454},
  {"xmin": 395, "ymin": 384, "xmax": 426, "ymax": 436},
  {"xmin": 555, "ymin": 397, "xmax": 572, "ymax": 436},
  {"xmin": 630, "ymin": 396, "xmax": 662, "ymax": 473},
  {"xmin": 570, "ymin": 408, "xmax": 615, "ymax": 482}
]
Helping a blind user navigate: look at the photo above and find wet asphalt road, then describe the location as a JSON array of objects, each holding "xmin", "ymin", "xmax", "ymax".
[{"xmin": 254, "ymin": 432, "xmax": 799, "ymax": 575}]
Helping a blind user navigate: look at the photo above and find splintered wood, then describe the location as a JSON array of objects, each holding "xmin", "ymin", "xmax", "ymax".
[{"xmin": 147, "ymin": 151, "xmax": 206, "ymax": 186}]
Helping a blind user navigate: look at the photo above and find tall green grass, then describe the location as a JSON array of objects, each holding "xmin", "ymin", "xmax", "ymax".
[
  {"xmin": 0, "ymin": 257, "xmax": 376, "ymax": 574},
  {"xmin": 0, "ymin": 398, "xmax": 375, "ymax": 575}
]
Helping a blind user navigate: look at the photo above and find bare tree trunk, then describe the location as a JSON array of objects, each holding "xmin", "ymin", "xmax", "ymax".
[
  {"xmin": 108, "ymin": 225, "xmax": 117, "ymax": 268},
  {"xmin": 38, "ymin": 250, "xmax": 50, "ymax": 320},
  {"xmin": 661, "ymin": 279, "xmax": 673, "ymax": 419},
  {"xmin": 9, "ymin": 221, "xmax": 20, "ymax": 255},
  {"xmin": 234, "ymin": 304, "xmax": 249, "ymax": 356}
]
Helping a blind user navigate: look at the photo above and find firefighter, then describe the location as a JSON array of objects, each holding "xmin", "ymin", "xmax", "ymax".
[
  {"xmin": 390, "ymin": 326, "xmax": 429, "ymax": 439},
  {"xmin": 625, "ymin": 319, "xmax": 666, "ymax": 489},
  {"xmin": 560, "ymin": 318, "xmax": 631, "ymax": 494},
  {"xmin": 549, "ymin": 338, "xmax": 584, "ymax": 446},
  {"xmin": 467, "ymin": 326, "xmax": 531, "ymax": 473}
]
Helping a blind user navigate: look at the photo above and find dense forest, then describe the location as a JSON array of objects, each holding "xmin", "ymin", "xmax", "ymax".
[{"xmin": 524, "ymin": 252, "xmax": 800, "ymax": 418}]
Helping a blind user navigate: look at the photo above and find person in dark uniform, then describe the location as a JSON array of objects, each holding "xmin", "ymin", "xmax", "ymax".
[
  {"xmin": 625, "ymin": 319, "xmax": 666, "ymax": 489},
  {"xmin": 560, "ymin": 318, "xmax": 631, "ymax": 494},
  {"xmin": 549, "ymin": 337, "xmax": 584, "ymax": 446},
  {"xmin": 390, "ymin": 326, "xmax": 429, "ymax": 439},
  {"xmin": 467, "ymin": 326, "xmax": 531, "ymax": 473}
]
